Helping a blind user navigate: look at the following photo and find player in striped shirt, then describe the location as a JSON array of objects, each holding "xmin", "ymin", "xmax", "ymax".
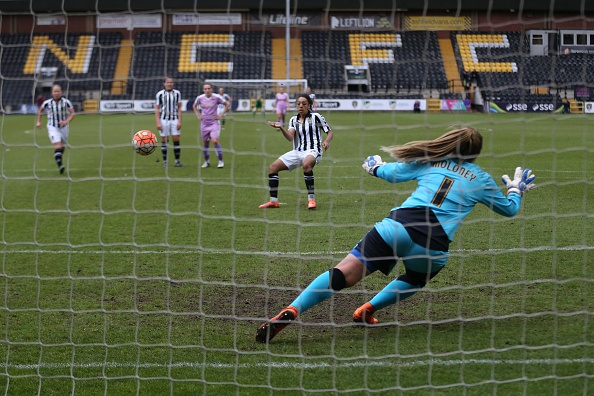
[
  {"xmin": 259, "ymin": 93, "xmax": 334, "ymax": 210},
  {"xmin": 306, "ymin": 86, "xmax": 317, "ymax": 111},
  {"xmin": 256, "ymin": 127, "xmax": 537, "ymax": 343},
  {"xmin": 36, "ymin": 84, "xmax": 75, "ymax": 174},
  {"xmin": 217, "ymin": 87, "xmax": 231, "ymax": 130},
  {"xmin": 155, "ymin": 77, "xmax": 183, "ymax": 167}
]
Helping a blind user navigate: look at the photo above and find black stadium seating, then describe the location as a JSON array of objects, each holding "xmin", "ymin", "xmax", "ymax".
[
  {"xmin": 301, "ymin": 31, "xmax": 448, "ymax": 92},
  {"xmin": 0, "ymin": 29, "xmax": 593, "ymax": 108},
  {"xmin": 128, "ymin": 31, "xmax": 272, "ymax": 100},
  {"xmin": 0, "ymin": 32, "xmax": 121, "ymax": 108},
  {"xmin": 451, "ymin": 31, "xmax": 592, "ymax": 103}
]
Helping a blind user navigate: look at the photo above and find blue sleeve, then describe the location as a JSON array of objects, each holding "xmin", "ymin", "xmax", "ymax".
[
  {"xmin": 374, "ymin": 162, "xmax": 422, "ymax": 184},
  {"xmin": 478, "ymin": 173, "xmax": 522, "ymax": 217}
]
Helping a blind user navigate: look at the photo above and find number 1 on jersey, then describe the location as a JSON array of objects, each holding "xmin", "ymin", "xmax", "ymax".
[{"xmin": 432, "ymin": 177, "xmax": 454, "ymax": 207}]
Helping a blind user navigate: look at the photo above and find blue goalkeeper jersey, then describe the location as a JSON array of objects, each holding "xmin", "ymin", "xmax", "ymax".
[{"xmin": 375, "ymin": 159, "xmax": 522, "ymax": 242}]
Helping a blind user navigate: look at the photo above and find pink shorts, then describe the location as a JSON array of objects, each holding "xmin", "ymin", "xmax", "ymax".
[{"xmin": 201, "ymin": 122, "xmax": 220, "ymax": 141}]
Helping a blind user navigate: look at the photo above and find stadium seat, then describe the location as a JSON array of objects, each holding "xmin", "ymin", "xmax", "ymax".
[
  {"xmin": 126, "ymin": 31, "xmax": 272, "ymax": 99},
  {"xmin": 0, "ymin": 32, "xmax": 121, "ymax": 107},
  {"xmin": 302, "ymin": 30, "xmax": 448, "ymax": 92}
]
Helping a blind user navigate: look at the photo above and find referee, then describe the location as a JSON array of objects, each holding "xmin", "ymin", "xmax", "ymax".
[
  {"xmin": 155, "ymin": 76, "xmax": 183, "ymax": 167},
  {"xmin": 36, "ymin": 84, "xmax": 75, "ymax": 174}
]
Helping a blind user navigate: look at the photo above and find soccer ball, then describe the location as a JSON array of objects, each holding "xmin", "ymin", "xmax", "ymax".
[{"xmin": 132, "ymin": 130, "xmax": 157, "ymax": 156}]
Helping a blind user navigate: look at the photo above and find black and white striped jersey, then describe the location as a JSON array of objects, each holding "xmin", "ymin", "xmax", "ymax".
[
  {"xmin": 155, "ymin": 89, "xmax": 182, "ymax": 120},
  {"xmin": 217, "ymin": 93, "xmax": 231, "ymax": 112},
  {"xmin": 287, "ymin": 111, "xmax": 331, "ymax": 153},
  {"xmin": 40, "ymin": 97, "xmax": 73, "ymax": 128}
]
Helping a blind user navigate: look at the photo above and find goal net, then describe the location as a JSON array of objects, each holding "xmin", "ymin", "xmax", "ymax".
[
  {"xmin": 0, "ymin": 2, "xmax": 592, "ymax": 394},
  {"xmin": 205, "ymin": 78, "xmax": 308, "ymax": 112}
]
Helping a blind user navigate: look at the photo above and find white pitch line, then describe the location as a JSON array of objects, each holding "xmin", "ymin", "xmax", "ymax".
[
  {"xmin": 3, "ymin": 358, "xmax": 593, "ymax": 370},
  {"xmin": 3, "ymin": 245, "xmax": 594, "ymax": 256}
]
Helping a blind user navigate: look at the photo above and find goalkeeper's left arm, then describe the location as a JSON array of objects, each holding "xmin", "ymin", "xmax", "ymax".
[{"xmin": 488, "ymin": 166, "xmax": 537, "ymax": 217}]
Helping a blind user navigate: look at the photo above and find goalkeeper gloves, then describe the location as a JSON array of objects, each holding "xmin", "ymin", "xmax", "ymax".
[
  {"xmin": 502, "ymin": 167, "xmax": 537, "ymax": 196},
  {"xmin": 362, "ymin": 155, "xmax": 385, "ymax": 175}
]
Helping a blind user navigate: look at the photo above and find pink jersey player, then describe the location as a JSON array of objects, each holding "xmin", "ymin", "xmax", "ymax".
[
  {"xmin": 193, "ymin": 83, "xmax": 228, "ymax": 169},
  {"xmin": 274, "ymin": 86, "xmax": 290, "ymax": 126}
]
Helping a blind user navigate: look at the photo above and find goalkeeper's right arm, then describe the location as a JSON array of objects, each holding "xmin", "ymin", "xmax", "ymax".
[{"xmin": 362, "ymin": 155, "xmax": 385, "ymax": 176}]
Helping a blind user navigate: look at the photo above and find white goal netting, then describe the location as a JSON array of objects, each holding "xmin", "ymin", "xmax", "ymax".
[
  {"xmin": 0, "ymin": 1, "xmax": 592, "ymax": 394},
  {"xmin": 206, "ymin": 78, "xmax": 308, "ymax": 112}
]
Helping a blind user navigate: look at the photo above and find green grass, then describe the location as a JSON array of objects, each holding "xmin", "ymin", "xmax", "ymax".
[{"xmin": 0, "ymin": 111, "xmax": 593, "ymax": 395}]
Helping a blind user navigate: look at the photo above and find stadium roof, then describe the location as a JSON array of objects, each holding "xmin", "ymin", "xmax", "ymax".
[{"xmin": 0, "ymin": 0, "xmax": 592, "ymax": 13}]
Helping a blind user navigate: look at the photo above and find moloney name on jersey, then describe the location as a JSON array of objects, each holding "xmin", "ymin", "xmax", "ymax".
[{"xmin": 432, "ymin": 160, "xmax": 477, "ymax": 182}]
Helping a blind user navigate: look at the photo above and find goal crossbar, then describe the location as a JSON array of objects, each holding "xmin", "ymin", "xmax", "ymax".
[{"xmin": 205, "ymin": 79, "xmax": 308, "ymax": 93}]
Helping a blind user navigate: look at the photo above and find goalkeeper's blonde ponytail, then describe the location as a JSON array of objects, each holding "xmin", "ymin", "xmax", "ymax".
[{"xmin": 381, "ymin": 127, "xmax": 483, "ymax": 163}]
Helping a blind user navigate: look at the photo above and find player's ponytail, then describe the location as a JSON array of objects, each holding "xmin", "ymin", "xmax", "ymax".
[{"xmin": 381, "ymin": 127, "xmax": 483, "ymax": 163}]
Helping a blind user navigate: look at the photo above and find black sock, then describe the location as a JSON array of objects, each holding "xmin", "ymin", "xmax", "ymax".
[
  {"xmin": 268, "ymin": 173, "xmax": 279, "ymax": 199},
  {"xmin": 304, "ymin": 171, "xmax": 314, "ymax": 195},
  {"xmin": 173, "ymin": 141, "xmax": 180, "ymax": 161},
  {"xmin": 161, "ymin": 145, "xmax": 168, "ymax": 161},
  {"xmin": 54, "ymin": 148, "xmax": 64, "ymax": 167}
]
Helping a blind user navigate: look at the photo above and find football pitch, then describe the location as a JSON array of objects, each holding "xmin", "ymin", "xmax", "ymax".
[{"xmin": 0, "ymin": 111, "xmax": 593, "ymax": 395}]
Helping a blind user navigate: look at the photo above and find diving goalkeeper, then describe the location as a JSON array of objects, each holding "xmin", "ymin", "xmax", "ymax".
[{"xmin": 256, "ymin": 126, "xmax": 537, "ymax": 343}]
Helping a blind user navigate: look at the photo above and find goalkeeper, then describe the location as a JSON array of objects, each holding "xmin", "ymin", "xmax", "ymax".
[{"xmin": 256, "ymin": 126, "xmax": 537, "ymax": 343}]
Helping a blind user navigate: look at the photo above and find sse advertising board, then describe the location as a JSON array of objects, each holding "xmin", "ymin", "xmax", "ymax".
[{"xmin": 489, "ymin": 102, "xmax": 563, "ymax": 113}]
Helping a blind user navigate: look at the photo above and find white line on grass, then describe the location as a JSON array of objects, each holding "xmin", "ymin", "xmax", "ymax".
[
  {"xmin": 7, "ymin": 165, "xmax": 589, "ymax": 174},
  {"xmin": 4, "ymin": 245, "xmax": 594, "ymax": 256},
  {"xmin": 3, "ymin": 358, "xmax": 593, "ymax": 370}
]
